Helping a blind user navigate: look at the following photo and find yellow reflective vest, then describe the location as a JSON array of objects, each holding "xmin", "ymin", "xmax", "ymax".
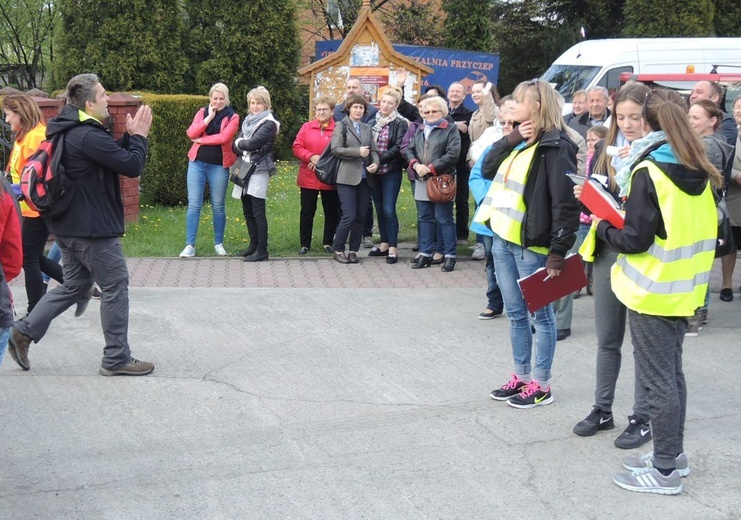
[
  {"xmin": 611, "ymin": 160, "xmax": 717, "ymax": 317},
  {"xmin": 473, "ymin": 143, "xmax": 548, "ymax": 254}
]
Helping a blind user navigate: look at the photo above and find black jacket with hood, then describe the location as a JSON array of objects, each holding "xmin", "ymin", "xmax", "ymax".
[
  {"xmin": 45, "ymin": 104, "xmax": 148, "ymax": 238},
  {"xmin": 597, "ymin": 144, "xmax": 711, "ymax": 254},
  {"xmin": 482, "ymin": 126, "xmax": 580, "ymax": 267}
]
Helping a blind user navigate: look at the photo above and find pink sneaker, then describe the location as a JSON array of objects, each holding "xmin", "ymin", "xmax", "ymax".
[{"xmin": 489, "ymin": 374, "xmax": 528, "ymax": 401}]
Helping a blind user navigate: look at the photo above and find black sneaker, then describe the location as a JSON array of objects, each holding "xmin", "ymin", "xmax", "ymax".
[
  {"xmin": 573, "ymin": 406, "xmax": 615, "ymax": 436},
  {"xmin": 614, "ymin": 415, "xmax": 652, "ymax": 449},
  {"xmin": 489, "ymin": 374, "xmax": 528, "ymax": 401},
  {"xmin": 507, "ymin": 380, "xmax": 554, "ymax": 409}
]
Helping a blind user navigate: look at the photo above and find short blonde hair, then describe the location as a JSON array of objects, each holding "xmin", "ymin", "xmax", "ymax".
[
  {"xmin": 381, "ymin": 85, "xmax": 403, "ymax": 107},
  {"xmin": 419, "ymin": 96, "xmax": 448, "ymax": 118},
  {"xmin": 209, "ymin": 83, "xmax": 230, "ymax": 106},
  {"xmin": 247, "ymin": 86, "xmax": 271, "ymax": 110}
]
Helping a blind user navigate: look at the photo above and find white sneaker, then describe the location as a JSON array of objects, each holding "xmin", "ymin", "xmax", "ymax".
[
  {"xmin": 179, "ymin": 245, "xmax": 195, "ymax": 258},
  {"xmin": 471, "ymin": 242, "xmax": 485, "ymax": 260},
  {"xmin": 214, "ymin": 244, "xmax": 227, "ymax": 256}
]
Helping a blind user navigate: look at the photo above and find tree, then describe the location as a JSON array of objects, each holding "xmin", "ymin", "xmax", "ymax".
[
  {"xmin": 379, "ymin": 0, "xmax": 445, "ymax": 46},
  {"xmin": 623, "ymin": 0, "xmax": 715, "ymax": 37},
  {"xmin": 713, "ymin": 0, "xmax": 741, "ymax": 36},
  {"xmin": 441, "ymin": 0, "xmax": 493, "ymax": 51},
  {"xmin": 52, "ymin": 0, "xmax": 188, "ymax": 93},
  {"xmin": 185, "ymin": 0, "xmax": 303, "ymax": 152},
  {"xmin": 491, "ymin": 0, "xmax": 555, "ymax": 94},
  {"xmin": 0, "ymin": 0, "xmax": 59, "ymax": 89},
  {"xmin": 542, "ymin": 0, "xmax": 626, "ymax": 39}
]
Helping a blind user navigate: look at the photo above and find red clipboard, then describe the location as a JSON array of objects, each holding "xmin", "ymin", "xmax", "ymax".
[
  {"xmin": 579, "ymin": 178, "xmax": 625, "ymax": 229},
  {"xmin": 517, "ymin": 253, "xmax": 588, "ymax": 313}
]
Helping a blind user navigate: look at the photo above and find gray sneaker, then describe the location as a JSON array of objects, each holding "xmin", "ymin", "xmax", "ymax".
[
  {"xmin": 99, "ymin": 358, "xmax": 155, "ymax": 376},
  {"xmin": 623, "ymin": 450, "xmax": 690, "ymax": 477},
  {"xmin": 613, "ymin": 467, "xmax": 682, "ymax": 495},
  {"xmin": 7, "ymin": 328, "xmax": 32, "ymax": 370},
  {"xmin": 471, "ymin": 242, "xmax": 486, "ymax": 260}
]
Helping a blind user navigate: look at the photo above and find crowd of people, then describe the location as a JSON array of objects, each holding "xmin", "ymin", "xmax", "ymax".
[{"xmin": 2, "ymin": 71, "xmax": 741, "ymax": 496}]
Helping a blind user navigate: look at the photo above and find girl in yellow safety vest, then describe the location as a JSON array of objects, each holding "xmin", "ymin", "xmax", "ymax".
[
  {"xmin": 571, "ymin": 83, "xmax": 654, "ymax": 449},
  {"xmin": 480, "ymin": 79, "xmax": 580, "ymax": 409},
  {"xmin": 595, "ymin": 89, "xmax": 722, "ymax": 495}
]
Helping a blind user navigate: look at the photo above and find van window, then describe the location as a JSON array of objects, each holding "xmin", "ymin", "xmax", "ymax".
[
  {"xmin": 541, "ymin": 64, "xmax": 601, "ymax": 102},
  {"xmin": 596, "ymin": 66, "xmax": 634, "ymax": 92},
  {"xmin": 724, "ymin": 82, "xmax": 741, "ymax": 114}
]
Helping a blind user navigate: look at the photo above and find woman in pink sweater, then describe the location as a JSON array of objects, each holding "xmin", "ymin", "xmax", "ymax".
[{"xmin": 180, "ymin": 83, "xmax": 240, "ymax": 258}]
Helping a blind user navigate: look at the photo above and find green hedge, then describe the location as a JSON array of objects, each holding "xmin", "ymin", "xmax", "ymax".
[{"xmin": 140, "ymin": 93, "xmax": 208, "ymax": 206}]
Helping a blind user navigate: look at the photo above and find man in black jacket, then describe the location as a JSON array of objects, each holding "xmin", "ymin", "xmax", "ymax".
[
  {"xmin": 447, "ymin": 82, "xmax": 473, "ymax": 242},
  {"xmin": 7, "ymin": 73, "xmax": 154, "ymax": 376}
]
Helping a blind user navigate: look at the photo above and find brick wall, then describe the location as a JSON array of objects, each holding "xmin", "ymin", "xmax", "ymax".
[{"xmin": 33, "ymin": 94, "xmax": 142, "ymax": 223}]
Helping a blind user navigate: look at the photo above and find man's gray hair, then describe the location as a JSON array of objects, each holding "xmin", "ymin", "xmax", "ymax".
[
  {"xmin": 587, "ymin": 86, "xmax": 609, "ymax": 100},
  {"xmin": 65, "ymin": 73, "xmax": 101, "ymax": 109}
]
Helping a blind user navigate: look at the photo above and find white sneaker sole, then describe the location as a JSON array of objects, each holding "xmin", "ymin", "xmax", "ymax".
[
  {"xmin": 613, "ymin": 478, "xmax": 682, "ymax": 495},
  {"xmin": 507, "ymin": 395, "xmax": 554, "ymax": 409}
]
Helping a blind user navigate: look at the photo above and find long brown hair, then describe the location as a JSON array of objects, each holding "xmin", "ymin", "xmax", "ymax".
[
  {"xmin": 1, "ymin": 92, "xmax": 44, "ymax": 142},
  {"xmin": 644, "ymin": 89, "xmax": 723, "ymax": 188},
  {"xmin": 592, "ymin": 82, "xmax": 649, "ymax": 191}
]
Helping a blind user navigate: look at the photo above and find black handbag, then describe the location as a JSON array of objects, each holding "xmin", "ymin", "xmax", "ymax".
[
  {"xmin": 229, "ymin": 157, "xmax": 257, "ymax": 188},
  {"xmin": 715, "ymin": 194, "xmax": 736, "ymax": 258},
  {"xmin": 314, "ymin": 122, "xmax": 347, "ymax": 186}
]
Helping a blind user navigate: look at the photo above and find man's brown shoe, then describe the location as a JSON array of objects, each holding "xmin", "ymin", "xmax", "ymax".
[
  {"xmin": 99, "ymin": 358, "xmax": 155, "ymax": 376},
  {"xmin": 8, "ymin": 328, "xmax": 32, "ymax": 370}
]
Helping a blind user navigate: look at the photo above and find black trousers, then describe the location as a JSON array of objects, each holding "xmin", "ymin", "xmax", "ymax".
[
  {"xmin": 241, "ymin": 195, "xmax": 268, "ymax": 252},
  {"xmin": 22, "ymin": 216, "xmax": 64, "ymax": 313},
  {"xmin": 455, "ymin": 162, "xmax": 471, "ymax": 240},
  {"xmin": 299, "ymin": 188, "xmax": 340, "ymax": 248},
  {"xmin": 333, "ymin": 180, "xmax": 371, "ymax": 253}
]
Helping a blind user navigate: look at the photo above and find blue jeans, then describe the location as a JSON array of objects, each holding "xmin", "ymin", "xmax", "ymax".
[
  {"xmin": 416, "ymin": 200, "xmax": 456, "ymax": 257},
  {"xmin": 42, "ymin": 241, "xmax": 62, "ymax": 284},
  {"xmin": 0, "ymin": 327, "xmax": 9, "ymax": 366},
  {"xmin": 482, "ymin": 235, "xmax": 503, "ymax": 312},
  {"xmin": 371, "ymin": 171, "xmax": 402, "ymax": 247},
  {"xmin": 185, "ymin": 160, "xmax": 229, "ymax": 246},
  {"xmin": 491, "ymin": 233, "xmax": 557, "ymax": 384}
]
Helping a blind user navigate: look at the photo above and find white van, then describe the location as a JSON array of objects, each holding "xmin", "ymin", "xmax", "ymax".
[{"xmin": 542, "ymin": 38, "xmax": 741, "ymax": 112}]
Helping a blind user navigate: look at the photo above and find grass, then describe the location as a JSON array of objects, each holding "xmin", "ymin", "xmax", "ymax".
[{"xmin": 121, "ymin": 161, "xmax": 433, "ymax": 258}]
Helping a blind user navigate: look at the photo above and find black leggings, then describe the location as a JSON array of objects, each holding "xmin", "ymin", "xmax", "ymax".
[
  {"xmin": 241, "ymin": 195, "xmax": 268, "ymax": 251},
  {"xmin": 22, "ymin": 216, "xmax": 64, "ymax": 313}
]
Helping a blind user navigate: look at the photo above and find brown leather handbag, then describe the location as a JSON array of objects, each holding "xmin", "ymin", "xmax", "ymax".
[{"xmin": 426, "ymin": 173, "xmax": 456, "ymax": 203}]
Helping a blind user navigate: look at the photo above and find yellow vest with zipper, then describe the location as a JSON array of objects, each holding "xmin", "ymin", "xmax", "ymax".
[
  {"xmin": 474, "ymin": 143, "xmax": 548, "ymax": 254},
  {"xmin": 611, "ymin": 160, "xmax": 716, "ymax": 317}
]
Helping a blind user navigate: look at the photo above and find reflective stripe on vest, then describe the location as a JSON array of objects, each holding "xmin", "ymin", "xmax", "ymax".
[
  {"xmin": 578, "ymin": 221, "xmax": 599, "ymax": 262},
  {"xmin": 474, "ymin": 144, "xmax": 544, "ymax": 252},
  {"xmin": 610, "ymin": 160, "xmax": 717, "ymax": 317}
]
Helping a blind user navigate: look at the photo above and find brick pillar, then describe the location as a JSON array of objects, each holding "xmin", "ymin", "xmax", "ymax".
[
  {"xmin": 35, "ymin": 94, "xmax": 143, "ymax": 224},
  {"xmin": 34, "ymin": 97, "xmax": 63, "ymax": 121},
  {"xmin": 108, "ymin": 93, "xmax": 142, "ymax": 223}
]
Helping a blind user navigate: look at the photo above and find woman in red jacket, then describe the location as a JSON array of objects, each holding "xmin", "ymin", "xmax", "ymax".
[
  {"xmin": 180, "ymin": 83, "xmax": 240, "ymax": 258},
  {"xmin": 292, "ymin": 95, "xmax": 340, "ymax": 255}
]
